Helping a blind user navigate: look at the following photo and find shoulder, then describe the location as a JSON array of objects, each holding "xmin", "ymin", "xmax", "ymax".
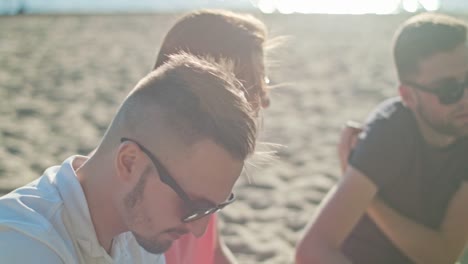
[
  {"xmin": 0, "ymin": 229, "xmax": 64, "ymax": 263},
  {"xmin": 0, "ymin": 178, "xmax": 64, "ymax": 232},
  {"xmin": 349, "ymin": 98, "xmax": 418, "ymax": 187},
  {"xmin": 0, "ymin": 178, "xmax": 68, "ymax": 251},
  {"xmin": 356, "ymin": 98, "xmax": 418, "ymax": 153},
  {"xmin": 365, "ymin": 97, "xmax": 413, "ymax": 129},
  {"xmin": 359, "ymin": 97, "xmax": 417, "ymax": 145}
]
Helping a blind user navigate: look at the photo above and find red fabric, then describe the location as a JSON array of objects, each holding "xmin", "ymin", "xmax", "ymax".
[{"xmin": 165, "ymin": 214, "xmax": 217, "ymax": 264}]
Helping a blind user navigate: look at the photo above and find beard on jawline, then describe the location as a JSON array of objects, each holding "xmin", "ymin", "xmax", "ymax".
[
  {"xmin": 124, "ymin": 166, "xmax": 171, "ymax": 254},
  {"xmin": 132, "ymin": 231, "xmax": 172, "ymax": 254},
  {"xmin": 417, "ymin": 103, "xmax": 466, "ymax": 137}
]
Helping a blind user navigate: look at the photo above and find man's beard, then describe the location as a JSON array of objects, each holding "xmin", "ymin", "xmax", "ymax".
[
  {"xmin": 132, "ymin": 232, "xmax": 172, "ymax": 254},
  {"xmin": 123, "ymin": 168, "xmax": 171, "ymax": 254},
  {"xmin": 417, "ymin": 103, "xmax": 468, "ymax": 138}
]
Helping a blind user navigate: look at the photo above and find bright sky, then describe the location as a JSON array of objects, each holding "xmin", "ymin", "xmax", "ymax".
[{"xmin": 255, "ymin": 0, "xmax": 440, "ymax": 14}]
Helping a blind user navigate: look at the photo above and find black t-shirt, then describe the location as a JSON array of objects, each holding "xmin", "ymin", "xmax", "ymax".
[{"xmin": 342, "ymin": 97, "xmax": 468, "ymax": 264}]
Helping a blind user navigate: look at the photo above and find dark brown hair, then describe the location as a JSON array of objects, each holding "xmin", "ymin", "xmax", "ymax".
[
  {"xmin": 154, "ymin": 9, "xmax": 269, "ymax": 109},
  {"xmin": 393, "ymin": 13, "xmax": 467, "ymax": 82},
  {"xmin": 113, "ymin": 53, "xmax": 257, "ymax": 160}
]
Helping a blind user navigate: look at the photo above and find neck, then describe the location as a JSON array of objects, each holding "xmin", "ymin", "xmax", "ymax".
[
  {"xmin": 76, "ymin": 153, "xmax": 127, "ymax": 253},
  {"xmin": 414, "ymin": 113, "xmax": 457, "ymax": 148}
]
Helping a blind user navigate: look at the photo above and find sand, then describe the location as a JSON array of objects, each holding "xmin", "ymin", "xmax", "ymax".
[{"xmin": 2, "ymin": 12, "xmax": 465, "ymax": 264}]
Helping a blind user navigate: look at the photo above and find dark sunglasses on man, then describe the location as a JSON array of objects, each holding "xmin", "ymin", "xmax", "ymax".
[
  {"xmin": 404, "ymin": 74, "xmax": 468, "ymax": 105},
  {"xmin": 121, "ymin": 138, "xmax": 236, "ymax": 223}
]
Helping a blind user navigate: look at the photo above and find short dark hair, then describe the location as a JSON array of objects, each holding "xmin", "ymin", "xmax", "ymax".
[
  {"xmin": 114, "ymin": 53, "xmax": 257, "ymax": 160},
  {"xmin": 393, "ymin": 13, "xmax": 467, "ymax": 82}
]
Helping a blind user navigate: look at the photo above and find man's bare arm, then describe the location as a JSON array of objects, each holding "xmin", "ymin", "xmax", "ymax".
[
  {"xmin": 295, "ymin": 166, "xmax": 378, "ymax": 264},
  {"xmin": 367, "ymin": 183, "xmax": 468, "ymax": 264}
]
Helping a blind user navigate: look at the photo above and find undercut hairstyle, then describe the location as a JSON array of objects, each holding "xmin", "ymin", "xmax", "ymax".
[
  {"xmin": 154, "ymin": 9, "xmax": 268, "ymax": 109},
  {"xmin": 105, "ymin": 53, "xmax": 257, "ymax": 160},
  {"xmin": 393, "ymin": 13, "xmax": 467, "ymax": 82}
]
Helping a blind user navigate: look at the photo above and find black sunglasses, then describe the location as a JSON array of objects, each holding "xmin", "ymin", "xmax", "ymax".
[
  {"xmin": 404, "ymin": 76, "xmax": 468, "ymax": 105},
  {"xmin": 121, "ymin": 138, "xmax": 236, "ymax": 223}
]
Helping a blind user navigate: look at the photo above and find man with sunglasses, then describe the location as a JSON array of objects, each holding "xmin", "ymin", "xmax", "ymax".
[
  {"xmin": 0, "ymin": 53, "xmax": 258, "ymax": 263},
  {"xmin": 296, "ymin": 13, "xmax": 468, "ymax": 264}
]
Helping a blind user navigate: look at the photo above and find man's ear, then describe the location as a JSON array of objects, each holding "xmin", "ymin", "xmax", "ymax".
[
  {"xmin": 116, "ymin": 142, "xmax": 138, "ymax": 182},
  {"xmin": 399, "ymin": 84, "xmax": 416, "ymax": 109}
]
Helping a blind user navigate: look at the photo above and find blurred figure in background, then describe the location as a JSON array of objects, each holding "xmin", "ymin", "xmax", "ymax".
[{"xmin": 296, "ymin": 13, "xmax": 468, "ymax": 264}]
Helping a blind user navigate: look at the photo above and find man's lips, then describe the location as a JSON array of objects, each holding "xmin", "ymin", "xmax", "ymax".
[{"xmin": 167, "ymin": 231, "xmax": 188, "ymax": 240}]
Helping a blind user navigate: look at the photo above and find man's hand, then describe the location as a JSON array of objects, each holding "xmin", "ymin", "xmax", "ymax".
[{"xmin": 337, "ymin": 120, "xmax": 362, "ymax": 174}]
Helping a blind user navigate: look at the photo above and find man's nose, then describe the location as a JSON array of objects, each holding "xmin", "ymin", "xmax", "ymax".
[{"xmin": 185, "ymin": 216, "xmax": 211, "ymax": 238}]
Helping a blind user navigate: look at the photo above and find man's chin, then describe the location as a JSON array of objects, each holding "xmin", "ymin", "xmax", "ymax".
[
  {"xmin": 133, "ymin": 233, "xmax": 172, "ymax": 254},
  {"xmin": 140, "ymin": 241, "xmax": 172, "ymax": 254}
]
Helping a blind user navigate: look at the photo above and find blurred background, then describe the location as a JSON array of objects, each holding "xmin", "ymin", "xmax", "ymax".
[
  {"xmin": 1, "ymin": 1, "xmax": 467, "ymax": 263},
  {"xmin": 0, "ymin": 0, "xmax": 465, "ymax": 15}
]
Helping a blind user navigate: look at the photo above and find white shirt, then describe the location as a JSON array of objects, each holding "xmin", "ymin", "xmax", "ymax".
[{"xmin": 0, "ymin": 156, "xmax": 165, "ymax": 264}]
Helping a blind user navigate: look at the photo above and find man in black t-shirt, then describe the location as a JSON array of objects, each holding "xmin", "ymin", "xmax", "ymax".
[{"xmin": 295, "ymin": 13, "xmax": 468, "ymax": 264}]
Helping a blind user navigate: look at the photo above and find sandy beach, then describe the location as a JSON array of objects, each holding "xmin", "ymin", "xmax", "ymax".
[{"xmin": 2, "ymin": 12, "xmax": 465, "ymax": 263}]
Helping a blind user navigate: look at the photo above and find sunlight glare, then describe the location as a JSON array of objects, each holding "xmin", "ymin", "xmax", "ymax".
[
  {"xmin": 419, "ymin": 0, "xmax": 440, "ymax": 11},
  {"xmin": 253, "ymin": 0, "xmax": 440, "ymax": 14},
  {"xmin": 359, "ymin": 0, "xmax": 400, "ymax": 14},
  {"xmin": 276, "ymin": 0, "xmax": 295, "ymax": 14},
  {"xmin": 257, "ymin": 0, "xmax": 276, "ymax": 13},
  {"xmin": 402, "ymin": 0, "xmax": 419, "ymax": 12}
]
